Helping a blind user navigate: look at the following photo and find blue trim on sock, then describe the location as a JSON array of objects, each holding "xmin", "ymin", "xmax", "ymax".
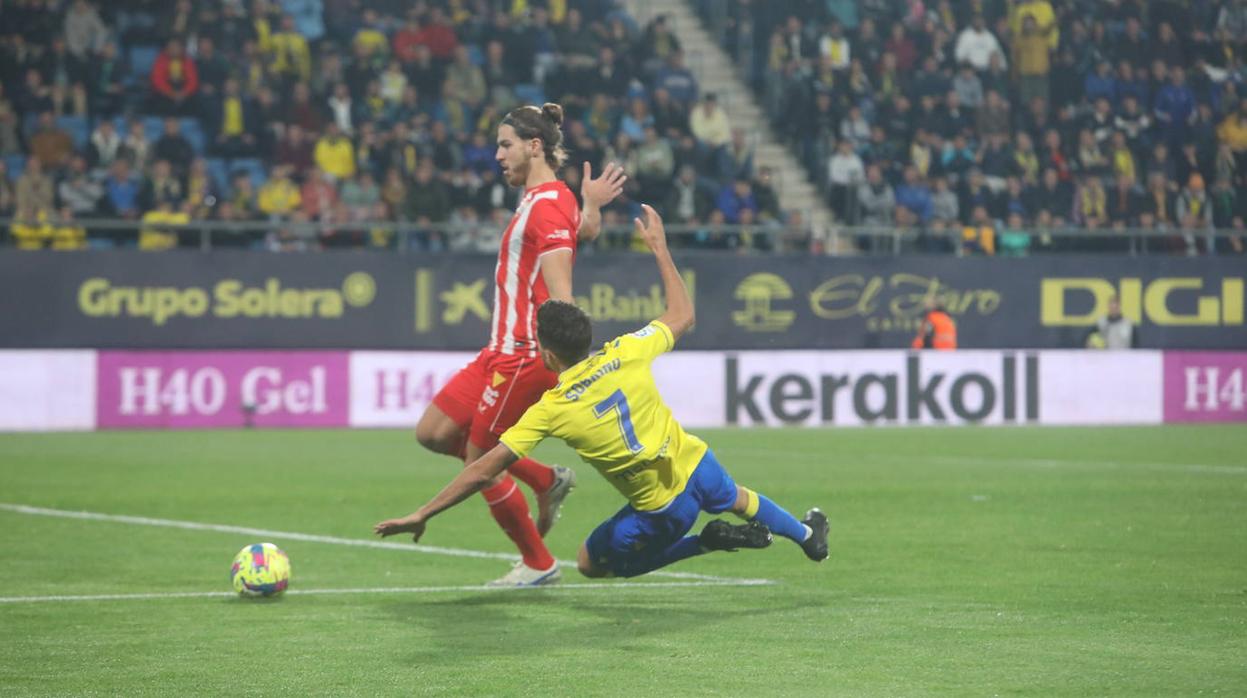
[{"xmin": 753, "ymin": 495, "xmax": 808, "ymax": 544}]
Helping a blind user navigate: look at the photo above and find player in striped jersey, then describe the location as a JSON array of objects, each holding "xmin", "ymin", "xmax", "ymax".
[{"xmin": 413, "ymin": 103, "xmax": 626, "ymax": 586}]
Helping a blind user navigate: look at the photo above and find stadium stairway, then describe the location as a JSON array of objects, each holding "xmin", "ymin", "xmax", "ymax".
[{"xmin": 621, "ymin": 0, "xmax": 840, "ymax": 250}]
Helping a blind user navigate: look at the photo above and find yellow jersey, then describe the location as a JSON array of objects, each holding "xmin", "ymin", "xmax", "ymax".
[{"xmin": 500, "ymin": 321, "xmax": 706, "ymax": 511}]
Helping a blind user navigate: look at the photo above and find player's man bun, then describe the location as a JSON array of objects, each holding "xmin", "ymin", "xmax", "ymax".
[
  {"xmin": 540, "ymin": 102, "xmax": 564, "ymax": 127},
  {"xmin": 502, "ymin": 103, "xmax": 567, "ymax": 169}
]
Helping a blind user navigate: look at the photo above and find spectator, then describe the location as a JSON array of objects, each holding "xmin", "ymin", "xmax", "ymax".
[
  {"xmin": 153, "ymin": 118, "xmax": 194, "ymax": 175},
  {"xmin": 976, "ymin": 90, "xmax": 1011, "ymax": 140},
  {"xmin": 28, "ymin": 112, "xmax": 74, "ymax": 170},
  {"xmin": 194, "ymin": 37, "xmax": 230, "ymax": 100},
  {"xmin": 716, "ymin": 178, "xmax": 758, "ymax": 224},
  {"xmin": 1176, "ymin": 173, "xmax": 1212, "ymax": 254},
  {"xmin": 102, "ymin": 159, "xmax": 140, "ymax": 220},
  {"xmin": 258, "ymin": 165, "xmax": 303, "ymax": 219},
  {"xmin": 284, "ymin": 82, "xmax": 325, "ymax": 136},
  {"xmin": 138, "ymin": 159, "xmax": 185, "ymax": 212},
  {"xmin": 1072, "ymin": 175, "xmax": 1108, "ymax": 229},
  {"xmin": 57, "ymin": 155, "xmax": 102, "ymax": 216},
  {"xmin": 1139, "ymin": 172, "xmax": 1176, "ymax": 230},
  {"xmin": 15, "ymin": 157, "xmax": 54, "ymax": 224},
  {"xmin": 827, "ymin": 139, "xmax": 865, "ymax": 220},
  {"xmin": 690, "ymin": 93, "xmax": 731, "ymax": 149},
  {"xmin": 185, "ymin": 158, "xmax": 217, "ymax": 220},
  {"xmin": 84, "ymin": 42, "xmax": 125, "ymax": 118},
  {"xmin": 150, "ymin": 40, "xmax": 199, "ymax": 116},
  {"xmin": 314, "ymin": 123, "xmax": 355, "ymax": 180},
  {"xmin": 819, "ymin": 21, "xmax": 851, "ymax": 71},
  {"xmin": 1217, "ymin": 102, "xmax": 1247, "ymax": 176},
  {"xmin": 930, "ymin": 176, "xmax": 960, "ymax": 229},
  {"xmin": 300, "ymin": 167, "xmax": 339, "ymax": 221},
  {"xmin": 840, "ymin": 105, "xmax": 871, "ymax": 151},
  {"xmin": 270, "ymin": 15, "xmax": 312, "ymax": 83},
  {"xmin": 635, "ymin": 125, "xmax": 676, "ymax": 202},
  {"xmin": 64, "ymin": 0, "xmax": 110, "ymax": 59},
  {"xmin": 0, "ymin": 162, "xmax": 14, "ymax": 218},
  {"xmin": 327, "ymin": 83, "xmax": 356, "ymax": 135},
  {"xmin": 207, "ymin": 79, "xmax": 257, "ymax": 158},
  {"xmin": 998, "ymin": 212, "xmax": 1031, "ymax": 256},
  {"xmin": 952, "ymin": 65, "xmax": 984, "ymax": 110},
  {"xmin": 753, "ymin": 167, "xmax": 781, "ymax": 223},
  {"xmin": 663, "ymin": 164, "xmax": 712, "ymax": 224},
  {"xmin": 717, "ymin": 129, "xmax": 755, "ymax": 184},
  {"xmin": 404, "ymin": 163, "xmax": 451, "ymax": 225},
  {"xmin": 1154, "ymin": 66, "xmax": 1196, "ymax": 147},
  {"xmin": 444, "ymin": 46, "xmax": 487, "ymax": 110},
  {"xmin": 961, "ymin": 204, "xmax": 996, "ymax": 255},
  {"xmin": 1108, "ymin": 173, "xmax": 1144, "ymax": 230},
  {"xmin": 653, "ymin": 87, "xmax": 693, "ymax": 138},
  {"xmin": 1012, "ymin": 16, "xmax": 1053, "ymax": 108},
  {"xmin": 654, "ymin": 51, "xmax": 698, "ymax": 106},
  {"xmin": 1084, "ymin": 60, "xmax": 1117, "ymax": 104},
  {"xmin": 0, "ymin": 86, "xmax": 20, "ymax": 157},
  {"xmin": 857, "ymin": 164, "xmax": 896, "ymax": 228},
  {"xmin": 896, "ymin": 165, "xmax": 933, "ymax": 224},
  {"xmin": 954, "ymin": 14, "xmax": 1005, "ymax": 71}
]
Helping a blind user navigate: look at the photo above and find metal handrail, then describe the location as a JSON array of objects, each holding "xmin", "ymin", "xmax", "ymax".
[{"xmin": 1, "ymin": 217, "xmax": 1240, "ymax": 254}]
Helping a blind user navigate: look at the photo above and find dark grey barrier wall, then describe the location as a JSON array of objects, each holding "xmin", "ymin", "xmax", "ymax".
[{"xmin": 2, "ymin": 252, "xmax": 1243, "ymax": 349}]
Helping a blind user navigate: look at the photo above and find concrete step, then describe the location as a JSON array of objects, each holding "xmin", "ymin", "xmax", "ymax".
[{"xmin": 618, "ymin": 0, "xmax": 837, "ymax": 235}]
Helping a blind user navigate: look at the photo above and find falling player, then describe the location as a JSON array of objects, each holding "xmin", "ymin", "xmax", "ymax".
[
  {"xmin": 378, "ymin": 205, "xmax": 829, "ymax": 578},
  {"xmin": 411, "ymin": 103, "xmax": 626, "ymax": 587}
]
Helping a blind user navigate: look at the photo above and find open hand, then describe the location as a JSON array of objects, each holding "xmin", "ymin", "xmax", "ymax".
[
  {"xmin": 632, "ymin": 204, "xmax": 668, "ymax": 253},
  {"xmin": 581, "ymin": 161, "xmax": 627, "ymax": 209},
  {"xmin": 373, "ymin": 515, "xmax": 427, "ymax": 543}
]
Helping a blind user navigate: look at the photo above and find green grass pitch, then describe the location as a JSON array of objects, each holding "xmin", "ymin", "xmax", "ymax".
[{"xmin": 1, "ymin": 425, "xmax": 1245, "ymax": 696}]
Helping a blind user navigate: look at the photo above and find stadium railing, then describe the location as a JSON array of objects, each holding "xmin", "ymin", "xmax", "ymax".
[{"xmin": 1, "ymin": 217, "xmax": 1242, "ymax": 255}]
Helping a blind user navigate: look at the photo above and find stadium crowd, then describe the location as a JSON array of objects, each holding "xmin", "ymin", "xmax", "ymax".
[
  {"xmin": 1, "ymin": 0, "xmax": 1244, "ymax": 254},
  {"xmin": 0, "ymin": 0, "xmax": 789, "ymax": 251},
  {"xmin": 703, "ymin": 0, "xmax": 1247, "ymax": 254}
]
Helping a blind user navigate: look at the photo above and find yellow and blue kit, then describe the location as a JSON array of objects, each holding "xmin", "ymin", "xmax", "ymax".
[{"xmin": 501, "ymin": 321, "xmax": 746, "ymax": 577}]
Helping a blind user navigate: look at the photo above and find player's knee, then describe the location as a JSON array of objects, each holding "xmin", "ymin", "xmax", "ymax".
[
  {"xmin": 577, "ymin": 545, "xmax": 610, "ymax": 578},
  {"xmin": 414, "ymin": 419, "xmax": 459, "ymax": 456}
]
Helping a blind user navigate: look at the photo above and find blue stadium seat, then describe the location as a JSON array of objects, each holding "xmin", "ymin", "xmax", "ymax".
[
  {"xmin": 129, "ymin": 45, "xmax": 160, "ymax": 82},
  {"xmin": 142, "ymin": 115, "xmax": 165, "ymax": 144},
  {"xmin": 3, "ymin": 155, "xmax": 24, "ymax": 181},
  {"xmin": 513, "ymin": 83, "xmax": 546, "ymax": 106},
  {"xmin": 180, "ymin": 118, "xmax": 206, "ymax": 154},
  {"xmin": 56, "ymin": 116, "xmax": 90, "ymax": 151},
  {"xmin": 230, "ymin": 157, "xmax": 268, "ymax": 189},
  {"xmin": 467, "ymin": 45, "xmax": 485, "ymax": 66}
]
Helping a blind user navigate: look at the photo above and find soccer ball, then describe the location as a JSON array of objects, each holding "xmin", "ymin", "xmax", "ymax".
[{"xmin": 230, "ymin": 543, "xmax": 291, "ymax": 597}]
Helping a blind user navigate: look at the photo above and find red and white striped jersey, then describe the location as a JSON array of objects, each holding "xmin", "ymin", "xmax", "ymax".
[{"xmin": 488, "ymin": 180, "xmax": 580, "ymax": 357}]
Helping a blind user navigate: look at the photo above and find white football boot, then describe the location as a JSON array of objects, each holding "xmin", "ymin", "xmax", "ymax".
[{"xmin": 486, "ymin": 560, "xmax": 562, "ymax": 587}]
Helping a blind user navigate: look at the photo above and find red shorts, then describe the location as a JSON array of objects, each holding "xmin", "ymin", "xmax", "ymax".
[{"xmin": 432, "ymin": 349, "xmax": 558, "ymax": 452}]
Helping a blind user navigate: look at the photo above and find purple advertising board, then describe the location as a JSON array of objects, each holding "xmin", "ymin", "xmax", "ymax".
[
  {"xmin": 97, "ymin": 352, "xmax": 350, "ymax": 429},
  {"xmin": 1163, "ymin": 352, "xmax": 1247, "ymax": 424}
]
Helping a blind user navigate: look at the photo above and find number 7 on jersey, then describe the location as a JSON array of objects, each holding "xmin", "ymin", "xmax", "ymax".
[{"xmin": 593, "ymin": 389, "xmax": 644, "ymax": 454}]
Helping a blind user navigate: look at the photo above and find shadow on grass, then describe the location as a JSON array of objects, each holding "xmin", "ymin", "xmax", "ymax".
[{"xmin": 383, "ymin": 585, "xmax": 825, "ymax": 665}]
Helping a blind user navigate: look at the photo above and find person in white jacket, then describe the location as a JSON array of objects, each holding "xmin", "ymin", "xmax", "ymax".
[{"xmin": 954, "ymin": 15, "xmax": 1006, "ymax": 71}]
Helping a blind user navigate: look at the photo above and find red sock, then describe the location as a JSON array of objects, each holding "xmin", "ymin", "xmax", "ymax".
[
  {"xmin": 508, "ymin": 457, "xmax": 556, "ymax": 493},
  {"xmin": 481, "ymin": 475, "xmax": 555, "ymax": 570}
]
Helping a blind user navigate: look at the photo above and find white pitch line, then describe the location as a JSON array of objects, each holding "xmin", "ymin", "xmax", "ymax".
[
  {"xmin": 0, "ymin": 580, "xmax": 773, "ymax": 605},
  {"xmin": 0, "ymin": 503, "xmax": 774, "ymax": 586}
]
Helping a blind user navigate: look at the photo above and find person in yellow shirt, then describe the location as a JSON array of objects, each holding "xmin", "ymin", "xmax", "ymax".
[
  {"xmin": 139, "ymin": 200, "xmax": 189, "ymax": 250},
  {"xmin": 269, "ymin": 15, "xmax": 311, "ymax": 82},
  {"xmin": 257, "ymin": 165, "xmax": 302, "ymax": 217},
  {"xmin": 314, "ymin": 123, "xmax": 356, "ymax": 180},
  {"xmin": 1009, "ymin": 0, "xmax": 1058, "ymax": 49},
  {"xmin": 375, "ymin": 206, "xmax": 829, "ymax": 580}
]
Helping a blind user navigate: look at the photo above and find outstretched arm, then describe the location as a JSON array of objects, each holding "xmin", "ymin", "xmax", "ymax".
[
  {"xmin": 578, "ymin": 161, "xmax": 627, "ymax": 242},
  {"xmin": 634, "ymin": 204, "xmax": 695, "ymax": 341},
  {"xmin": 373, "ymin": 445, "xmax": 519, "ymax": 542}
]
